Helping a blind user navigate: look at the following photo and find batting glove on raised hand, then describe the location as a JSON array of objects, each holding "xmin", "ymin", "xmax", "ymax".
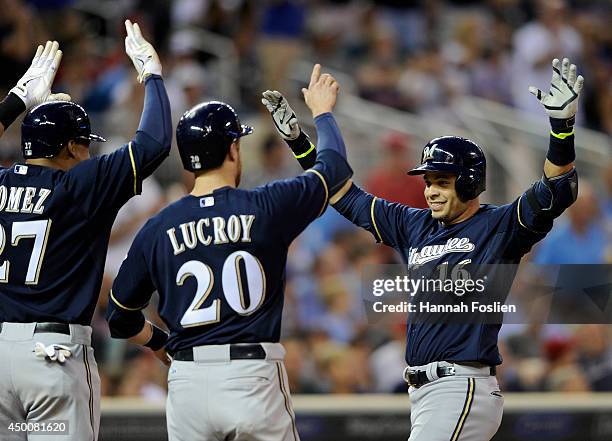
[
  {"xmin": 261, "ymin": 90, "xmax": 301, "ymax": 140},
  {"xmin": 125, "ymin": 20, "xmax": 162, "ymax": 83},
  {"xmin": 9, "ymin": 41, "xmax": 71, "ymax": 110},
  {"xmin": 529, "ymin": 58, "xmax": 584, "ymax": 120}
]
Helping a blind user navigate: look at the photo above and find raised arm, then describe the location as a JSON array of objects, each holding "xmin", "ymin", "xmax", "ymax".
[
  {"xmin": 529, "ymin": 57, "xmax": 584, "ymax": 178},
  {"xmin": 0, "ymin": 41, "xmax": 70, "ymax": 137},
  {"xmin": 62, "ymin": 21, "xmax": 171, "ymax": 215},
  {"xmin": 124, "ymin": 20, "xmax": 172, "ymax": 177},
  {"xmin": 262, "ymin": 68, "xmax": 418, "ymax": 248},
  {"xmin": 501, "ymin": 58, "xmax": 584, "ymax": 254},
  {"xmin": 256, "ymin": 64, "xmax": 353, "ymax": 243}
]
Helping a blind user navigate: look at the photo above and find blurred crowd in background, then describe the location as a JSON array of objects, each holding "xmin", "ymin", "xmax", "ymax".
[{"xmin": 0, "ymin": 0, "xmax": 611, "ymax": 400}]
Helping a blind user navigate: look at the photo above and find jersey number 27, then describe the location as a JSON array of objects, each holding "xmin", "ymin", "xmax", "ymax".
[{"xmin": 0, "ymin": 219, "xmax": 51, "ymax": 284}]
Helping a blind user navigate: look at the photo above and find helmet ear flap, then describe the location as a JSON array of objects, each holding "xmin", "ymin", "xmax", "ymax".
[
  {"xmin": 455, "ymin": 173, "xmax": 475, "ymax": 201},
  {"xmin": 456, "ymin": 167, "xmax": 486, "ymax": 201}
]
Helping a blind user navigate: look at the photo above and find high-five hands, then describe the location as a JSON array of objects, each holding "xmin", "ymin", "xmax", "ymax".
[
  {"xmin": 10, "ymin": 41, "xmax": 71, "ymax": 110},
  {"xmin": 301, "ymin": 64, "xmax": 340, "ymax": 118},
  {"xmin": 124, "ymin": 20, "xmax": 162, "ymax": 83},
  {"xmin": 529, "ymin": 57, "xmax": 584, "ymax": 121}
]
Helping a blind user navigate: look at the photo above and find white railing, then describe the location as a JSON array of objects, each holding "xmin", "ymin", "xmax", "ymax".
[{"xmin": 102, "ymin": 393, "xmax": 612, "ymax": 414}]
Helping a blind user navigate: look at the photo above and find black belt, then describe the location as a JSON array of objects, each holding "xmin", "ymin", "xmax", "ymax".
[
  {"xmin": 0, "ymin": 322, "xmax": 70, "ymax": 335},
  {"xmin": 172, "ymin": 344, "xmax": 266, "ymax": 361},
  {"xmin": 405, "ymin": 364, "xmax": 497, "ymax": 388}
]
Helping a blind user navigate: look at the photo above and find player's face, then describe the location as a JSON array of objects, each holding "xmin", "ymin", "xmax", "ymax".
[{"xmin": 423, "ymin": 172, "xmax": 468, "ymax": 223}]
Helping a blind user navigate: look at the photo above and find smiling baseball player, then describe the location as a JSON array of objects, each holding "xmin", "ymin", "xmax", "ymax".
[
  {"xmin": 0, "ymin": 21, "xmax": 171, "ymax": 441},
  {"xmin": 265, "ymin": 58, "xmax": 583, "ymax": 440}
]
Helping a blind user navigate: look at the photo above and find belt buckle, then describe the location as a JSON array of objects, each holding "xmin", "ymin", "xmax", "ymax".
[{"xmin": 403, "ymin": 367, "xmax": 420, "ymax": 387}]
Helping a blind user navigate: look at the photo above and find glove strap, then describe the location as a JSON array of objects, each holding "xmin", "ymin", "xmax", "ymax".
[
  {"xmin": 550, "ymin": 116, "xmax": 575, "ymax": 131},
  {"xmin": 287, "ymin": 131, "xmax": 317, "ymax": 170},
  {"xmin": 0, "ymin": 93, "xmax": 26, "ymax": 129},
  {"xmin": 547, "ymin": 117, "xmax": 575, "ymax": 166}
]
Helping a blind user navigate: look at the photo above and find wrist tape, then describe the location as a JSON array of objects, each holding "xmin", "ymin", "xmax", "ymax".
[
  {"xmin": 145, "ymin": 324, "xmax": 169, "ymax": 351},
  {"xmin": 547, "ymin": 117, "xmax": 576, "ymax": 166},
  {"xmin": 0, "ymin": 93, "xmax": 26, "ymax": 129}
]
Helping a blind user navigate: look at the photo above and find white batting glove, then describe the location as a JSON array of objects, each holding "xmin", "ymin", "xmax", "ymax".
[
  {"xmin": 9, "ymin": 41, "xmax": 71, "ymax": 110},
  {"xmin": 34, "ymin": 342, "xmax": 72, "ymax": 364},
  {"xmin": 529, "ymin": 58, "xmax": 584, "ymax": 120},
  {"xmin": 125, "ymin": 20, "xmax": 162, "ymax": 83},
  {"xmin": 261, "ymin": 90, "xmax": 301, "ymax": 140}
]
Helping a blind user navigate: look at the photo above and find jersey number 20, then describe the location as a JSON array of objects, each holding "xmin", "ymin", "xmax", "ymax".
[{"xmin": 177, "ymin": 250, "xmax": 266, "ymax": 327}]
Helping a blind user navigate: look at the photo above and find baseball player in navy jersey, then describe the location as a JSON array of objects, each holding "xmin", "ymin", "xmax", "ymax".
[
  {"xmin": 265, "ymin": 58, "xmax": 584, "ymax": 440},
  {"xmin": 105, "ymin": 64, "xmax": 352, "ymax": 441},
  {"xmin": 0, "ymin": 40, "xmax": 71, "ymax": 139},
  {"xmin": 0, "ymin": 21, "xmax": 171, "ymax": 441}
]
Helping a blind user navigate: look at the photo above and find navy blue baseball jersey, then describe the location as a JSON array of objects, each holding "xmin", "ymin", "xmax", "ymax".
[
  {"xmin": 334, "ymin": 169, "xmax": 578, "ymax": 366},
  {"xmin": 108, "ymin": 148, "xmax": 352, "ymax": 353},
  {"xmin": 0, "ymin": 76, "xmax": 171, "ymax": 325}
]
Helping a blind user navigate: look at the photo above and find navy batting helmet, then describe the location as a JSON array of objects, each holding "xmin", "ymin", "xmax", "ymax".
[
  {"xmin": 21, "ymin": 101, "xmax": 106, "ymax": 159},
  {"xmin": 176, "ymin": 101, "xmax": 253, "ymax": 172},
  {"xmin": 408, "ymin": 136, "xmax": 486, "ymax": 201}
]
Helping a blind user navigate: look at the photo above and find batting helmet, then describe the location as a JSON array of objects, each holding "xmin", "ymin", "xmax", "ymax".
[
  {"xmin": 408, "ymin": 136, "xmax": 486, "ymax": 201},
  {"xmin": 176, "ymin": 101, "xmax": 253, "ymax": 172},
  {"xmin": 21, "ymin": 101, "xmax": 106, "ymax": 159}
]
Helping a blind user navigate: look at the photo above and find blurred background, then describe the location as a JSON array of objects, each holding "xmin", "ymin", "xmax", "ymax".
[{"xmin": 1, "ymin": 0, "xmax": 610, "ymax": 439}]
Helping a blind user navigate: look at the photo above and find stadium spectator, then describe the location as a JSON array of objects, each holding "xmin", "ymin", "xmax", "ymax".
[
  {"xmin": 241, "ymin": 133, "xmax": 300, "ymax": 188},
  {"xmin": 574, "ymin": 325, "xmax": 612, "ymax": 391},
  {"xmin": 364, "ymin": 131, "xmax": 427, "ymax": 207},
  {"xmin": 284, "ymin": 335, "xmax": 325, "ymax": 394},
  {"xmin": 533, "ymin": 180, "xmax": 608, "ymax": 264},
  {"xmin": 542, "ymin": 337, "xmax": 591, "ymax": 392},
  {"xmin": 369, "ymin": 324, "xmax": 407, "ymax": 393},
  {"xmin": 116, "ymin": 352, "xmax": 167, "ymax": 401},
  {"xmin": 511, "ymin": 0, "xmax": 582, "ymax": 114},
  {"xmin": 258, "ymin": 0, "xmax": 306, "ymax": 94}
]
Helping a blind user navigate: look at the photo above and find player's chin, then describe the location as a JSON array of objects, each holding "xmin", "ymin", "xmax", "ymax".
[{"xmin": 428, "ymin": 203, "xmax": 447, "ymax": 218}]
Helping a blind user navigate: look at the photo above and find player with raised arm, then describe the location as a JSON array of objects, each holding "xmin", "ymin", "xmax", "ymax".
[
  {"xmin": 0, "ymin": 41, "xmax": 71, "ymax": 138},
  {"xmin": 264, "ymin": 58, "xmax": 583, "ymax": 440},
  {"xmin": 105, "ymin": 64, "xmax": 352, "ymax": 441},
  {"xmin": 0, "ymin": 21, "xmax": 171, "ymax": 441}
]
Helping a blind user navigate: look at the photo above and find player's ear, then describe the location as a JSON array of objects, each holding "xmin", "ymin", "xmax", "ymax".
[
  {"xmin": 66, "ymin": 140, "xmax": 78, "ymax": 158},
  {"xmin": 54, "ymin": 141, "xmax": 72, "ymax": 160},
  {"xmin": 228, "ymin": 140, "xmax": 240, "ymax": 163}
]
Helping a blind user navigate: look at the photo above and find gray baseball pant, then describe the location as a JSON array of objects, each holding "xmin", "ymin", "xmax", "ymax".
[
  {"xmin": 166, "ymin": 342, "xmax": 300, "ymax": 441},
  {"xmin": 408, "ymin": 362, "xmax": 503, "ymax": 441},
  {"xmin": 0, "ymin": 322, "xmax": 100, "ymax": 441}
]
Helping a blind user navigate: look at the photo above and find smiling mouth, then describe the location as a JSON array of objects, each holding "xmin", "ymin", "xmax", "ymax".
[{"xmin": 429, "ymin": 201, "xmax": 446, "ymax": 211}]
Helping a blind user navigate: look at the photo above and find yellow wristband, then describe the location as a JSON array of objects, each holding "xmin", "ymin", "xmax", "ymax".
[
  {"xmin": 550, "ymin": 130, "xmax": 574, "ymax": 140},
  {"xmin": 293, "ymin": 142, "xmax": 315, "ymax": 159}
]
